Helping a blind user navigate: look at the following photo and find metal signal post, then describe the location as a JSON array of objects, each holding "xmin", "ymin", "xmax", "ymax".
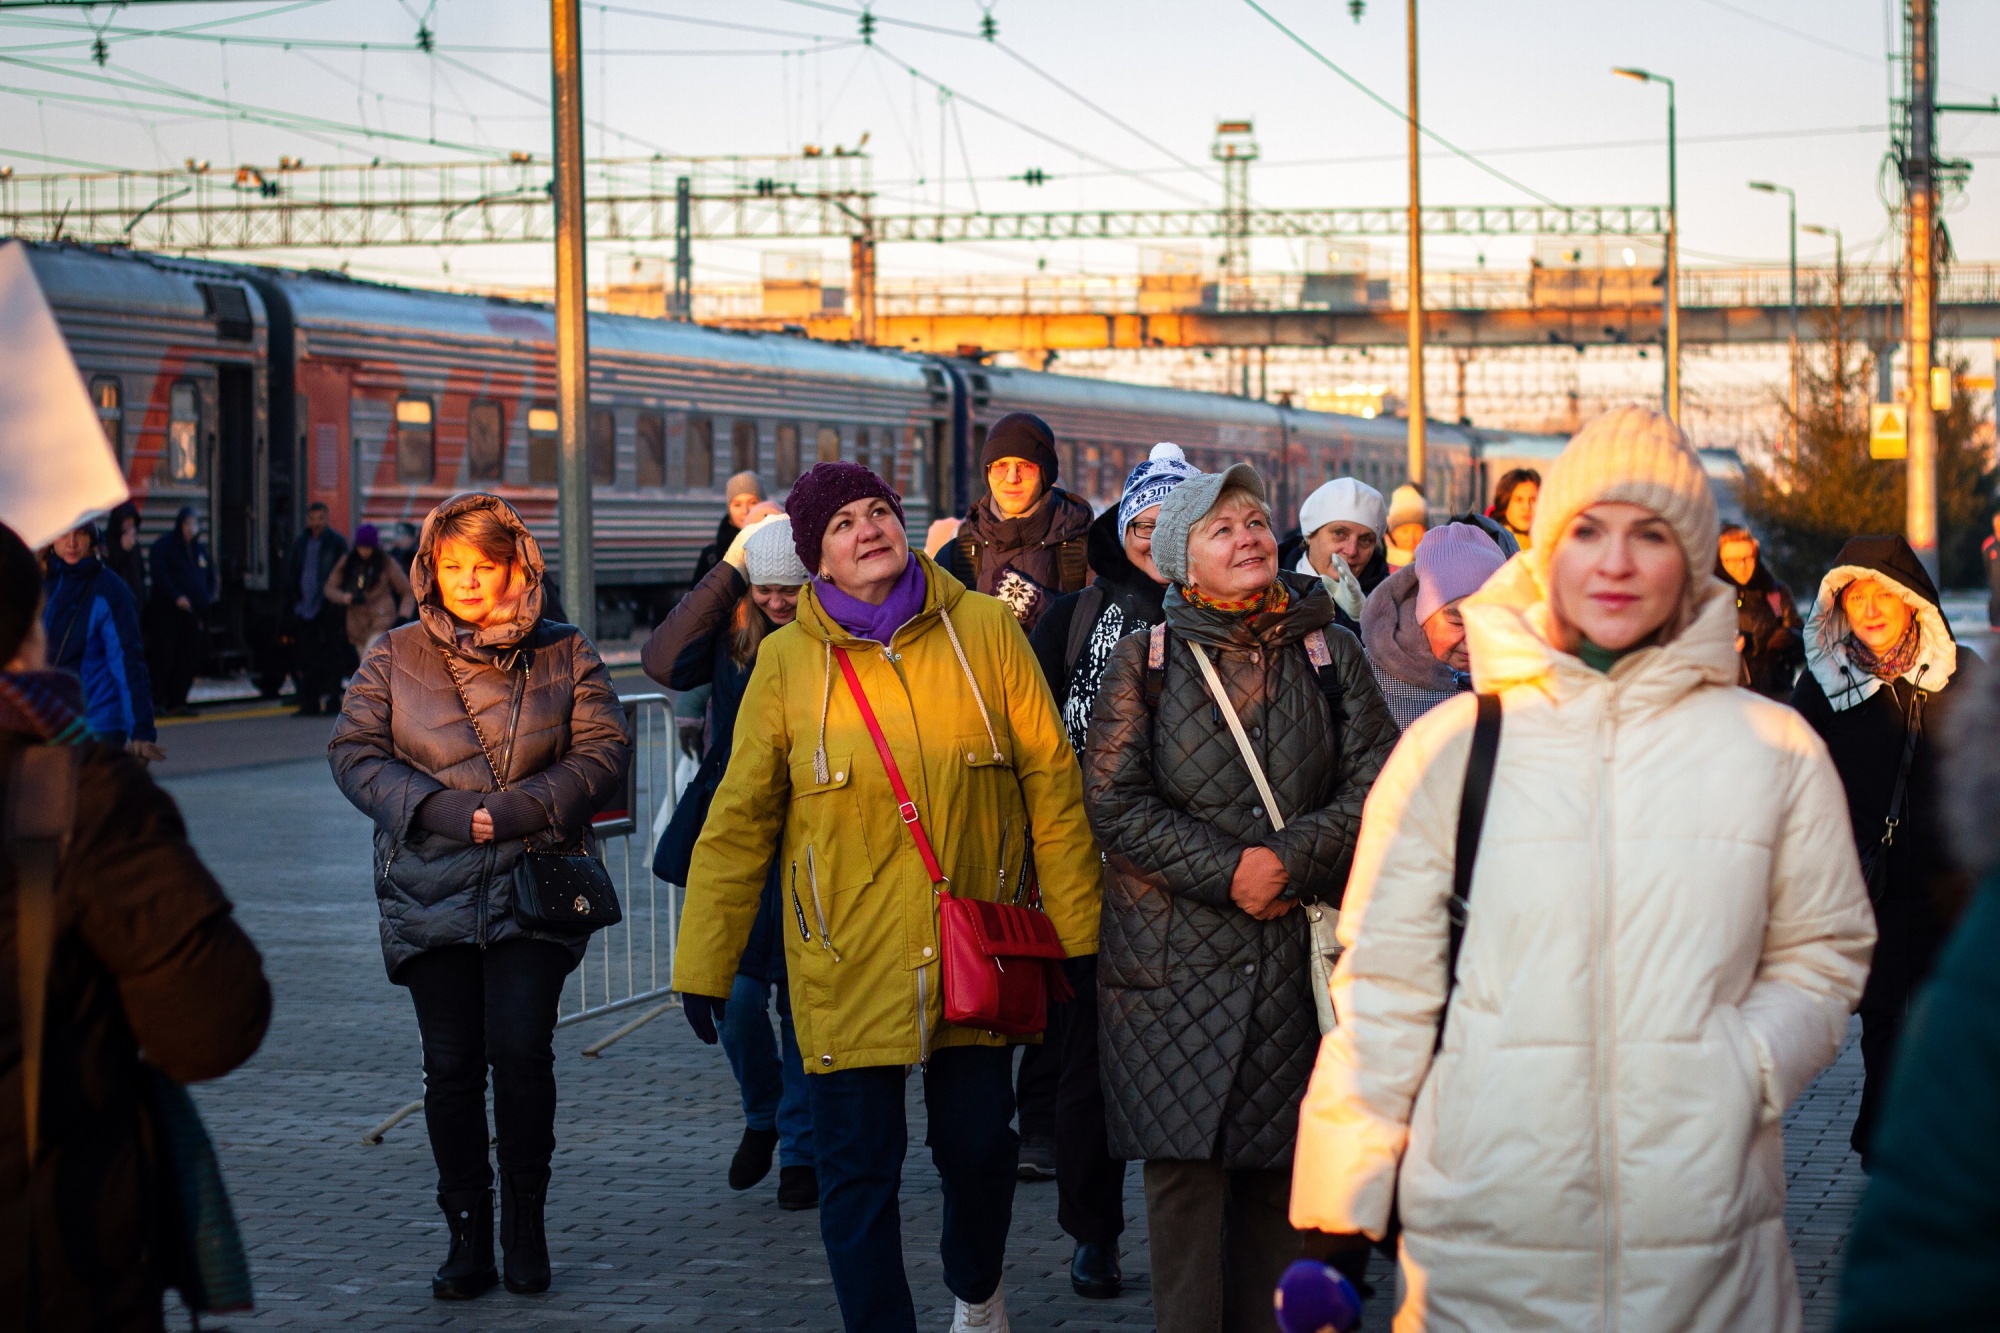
[
  {"xmin": 1405, "ymin": 0, "xmax": 1426, "ymax": 491},
  {"xmin": 551, "ymin": 0, "xmax": 593, "ymax": 636}
]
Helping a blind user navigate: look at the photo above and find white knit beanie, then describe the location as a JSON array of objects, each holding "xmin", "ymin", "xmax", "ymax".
[
  {"xmin": 743, "ymin": 518, "xmax": 810, "ymax": 586},
  {"xmin": 1530, "ymin": 406, "xmax": 1718, "ymax": 578}
]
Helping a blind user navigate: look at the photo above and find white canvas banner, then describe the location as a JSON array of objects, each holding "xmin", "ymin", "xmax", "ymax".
[{"xmin": 0, "ymin": 241, "xmax": 128, "ymax": 549}]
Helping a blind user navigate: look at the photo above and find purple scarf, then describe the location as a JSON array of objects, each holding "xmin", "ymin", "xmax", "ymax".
[
  {"xmin": 814, "ymin": 555, "xmax": 928, "ymax": 644},
  {"xmin": 0, "ymin": 670, "xmax": 89, "ymax": 744}
]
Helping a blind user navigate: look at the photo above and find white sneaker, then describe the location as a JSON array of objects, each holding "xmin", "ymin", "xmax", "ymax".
[{"xmin": 950, "ymin": 1283, "xmax": 1009, "ymax": 1332}]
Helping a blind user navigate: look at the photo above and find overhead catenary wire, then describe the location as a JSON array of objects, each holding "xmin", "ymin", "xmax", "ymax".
[{"xmin": 1237, "ymin": 0, "xmax": 1562, "ymax": 208}]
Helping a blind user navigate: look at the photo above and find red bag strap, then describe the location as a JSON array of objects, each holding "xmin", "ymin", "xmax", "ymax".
[{"xmin": 832, "ymin": 645, "xmax": 947, "ymax": 888}]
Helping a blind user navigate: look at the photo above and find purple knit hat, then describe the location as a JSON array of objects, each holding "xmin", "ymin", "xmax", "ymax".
[
  {"xmin": 354, "ymin": 523, "xmax": 380, "ymax": 549},
  {"xmin": 1413, "ymin": 522, "xmax": 1507, "ymax": 624},
  {"xmin": 786, "ymin": 461, "xmax": 905, "ymax": 574}
]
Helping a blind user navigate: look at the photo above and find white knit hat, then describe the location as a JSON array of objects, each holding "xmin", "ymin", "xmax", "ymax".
[
  {"xmin": 1298, "ymin": 476, "xmax": 1387, "ymax": 539},
  {"xmin": 1386, "ymin": 483, "xmax": 1428, "ymax": 532},
  {"xmin": 1530, "ymin": 405, "xmax": 1718, "ymax": 579},
  {"xmin": 743, "ymin": 518, "xmax": 809, "ymax": 586}
]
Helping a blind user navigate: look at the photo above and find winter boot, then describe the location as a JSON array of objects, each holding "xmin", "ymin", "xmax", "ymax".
[
  {"xmin": 499, "ymin": 1167, "xmax": 552, "ymax": 1295},
  {"xmin": 776, "ymin": 1164, "xmax": 819, "ymax": 1211},
  {"xmin": 432, "ymin": 1187, "xmax": 498, "ymax": 1300},
  {"xmin": 728, "ymin": 1126, "xmax": 779, "ymax": 1190}
]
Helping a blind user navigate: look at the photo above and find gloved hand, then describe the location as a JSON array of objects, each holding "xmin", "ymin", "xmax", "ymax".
[
  {"xmin": 1274, "ymin": 1257, "xmax": 1363, "ymax": 1333},
  {"xmin": 683, "ymin": 993, "xmax": 728, "ymax": 1045},
  {"xmin": 1299, "ymin": 1229, "xmax": 1374, "ymax": 1294}
]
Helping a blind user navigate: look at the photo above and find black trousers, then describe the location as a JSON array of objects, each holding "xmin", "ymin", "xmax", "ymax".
[
  {"xmin": 147, "ymin": 602, "xmax": 204, "ymax": 709},
  {"xmin": 293, "ymin": 604, "xmax": 350, "ymax": 708},
  {"xmin": 1015, "ymin": 1040, "xmax": 1058, "ymax": 1141},
  {"xmin": 402, "ymin": 938, "xmax": 573, "ymax": 1194},
  {"xmin": 1052, "ymin": 953, "xmax": 1127, "ymax": 1246},
  {"xmin": 1853, "ymin": 889, "xmax": 1952, "ymax": 1159}
]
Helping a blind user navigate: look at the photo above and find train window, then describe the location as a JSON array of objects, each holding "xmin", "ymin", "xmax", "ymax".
[
  {"xmin": 815, "ymin": 425, "xmax": 841, "ymax": 464},
  {"xmin": 467, "ymin": 401, "xmax": 505, "ymax": 482},
  {"xmin": 854, "ymin": 428, "xmax": 871, "ymax": 475},
  {"xmin": 971, "ymin": 423, "xmax": 988, "ymax": 462},
  {"xmin": 908, "ymin": 425, "xmax": 927, "ymax": 497},
  {"xmin": 687, "ymin": 415, "xmax": 714, "ymax": 488},
  {"xmin": 731, "ymin": 419, "xmax": 757, "ymax": 477},
  {"xmin": 775, "ymin": 423, "xmax": 800, "ymax": 486},
  {"xmin": 1083, "ymin": 444, "xmax": 1103, "ymax": 503},
  {"xmin": 91, "ymin": 377, "xmax": 122, "ymax": 462},
  {"xmin": 395, "ymin": 397, "xmax": 434, "ymax": 484},
  {"xmin": 528, "ymin": 405, "xmax": 559, "ymax": 484},
  {"xmin": 590, "ymin": 407, "xmax": 616, "ymax": 485},
  {"xmin": 635, "ymin": 412, "xmax": 665, "ymax": 488},
  {"xmin": 167, "ymin": 381, "xmax": 200, "ymax": 482}
]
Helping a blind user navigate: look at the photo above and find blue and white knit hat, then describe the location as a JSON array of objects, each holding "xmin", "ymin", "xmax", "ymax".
[{"xmin": 1118, "ymin": 442, "xmax": 1202, "ymax": 540}]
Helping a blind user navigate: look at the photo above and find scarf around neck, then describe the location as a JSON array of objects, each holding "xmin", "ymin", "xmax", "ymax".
[
  {"xmin": 1845, "ymin": 617, "xmax": 1923, "ymax": 681},
  {"xmin": 1181, "ymin": 579, "xmax": 1291, "ymax": 616},
  {"xmin": 0, "ymin": 670, "xmax": 89, "ymax": 744},
  {"xmin": 814, "ymin": 554, "xmax": 927, "ymax": 644}
]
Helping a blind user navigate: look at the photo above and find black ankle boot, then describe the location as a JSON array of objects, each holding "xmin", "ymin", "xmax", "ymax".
[
  {"xmin": 500, "ymin": 1168, "xmax": 552, "ymax": 1295},
  {"xmin": 432, "ymin": 1188, "xmax": 498, "ymax": 1300},
  {"xmin": 728, "ymin": 1126, "xmax": 779, "ymax": 1190}
]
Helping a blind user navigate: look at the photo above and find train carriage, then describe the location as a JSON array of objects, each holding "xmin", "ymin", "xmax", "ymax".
[{"xmin": 22, "ymin": 240, "xmax": 1481, "ymax": 683}]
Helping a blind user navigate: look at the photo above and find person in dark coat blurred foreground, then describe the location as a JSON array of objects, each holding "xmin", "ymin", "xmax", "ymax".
[
  {"xmin": 0, "ymin": 519, "xmax": 270, "ymax": 1333},
  {"xmin": 1836, "ymin": 636, "xmax": 2000, "ymax": 1331}
]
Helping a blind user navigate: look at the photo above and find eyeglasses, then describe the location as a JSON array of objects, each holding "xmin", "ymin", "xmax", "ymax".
[{"xmin": 1125, "ymin": 521, "xmax": 1157, "ymax": 539}]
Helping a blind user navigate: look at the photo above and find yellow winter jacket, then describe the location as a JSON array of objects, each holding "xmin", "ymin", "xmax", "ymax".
[{"xmin": 672, "ymin": 554, "xmax": 1101, "ymax": 1073}]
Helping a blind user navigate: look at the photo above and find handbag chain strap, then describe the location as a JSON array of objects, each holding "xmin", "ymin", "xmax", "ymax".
[
  {"xmin": 831, "ymin": 645, "xmax": 948, "ymax": 889},
  {"xmin": 442, "ymin": 649, "xmax": 509, "ymax": 793}
]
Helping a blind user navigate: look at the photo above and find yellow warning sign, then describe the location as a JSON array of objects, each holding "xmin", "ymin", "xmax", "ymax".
[{"xmin": 1870, "ymin": 403, "xmax": 1907, "ymax": 460}]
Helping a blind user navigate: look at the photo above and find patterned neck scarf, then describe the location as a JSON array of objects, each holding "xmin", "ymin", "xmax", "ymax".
[
  {"xmin": 0, "ymin": 670, "xmax": 90, "ymax": 744},
  {"xmin": 1845, "ymin": 615, "xmax": 1923, "ymax": 681},
  {"xmin": 1180, "ymin": 579, "xmax": 1291, "ymax": 617}
]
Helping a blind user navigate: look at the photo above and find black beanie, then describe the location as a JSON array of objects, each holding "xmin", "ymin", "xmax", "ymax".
[
  {"xmin": 981, "ymin": 412, "xmax": 1059, "ymax": 486},
  {"xmin": 0, "ymin": 521, "xmax": 41, "ymax": 665}
]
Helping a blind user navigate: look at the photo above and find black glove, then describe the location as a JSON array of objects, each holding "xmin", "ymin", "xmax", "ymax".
[
  {"xmin": 683, "ymin": 993, "xmax": 728, "ymax": 1045},
  {"xmin": 1299, "ymin": 1230, "xmax": 1375, "ymax": 1297}
]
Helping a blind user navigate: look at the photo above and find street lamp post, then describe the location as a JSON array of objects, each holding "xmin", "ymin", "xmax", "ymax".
[
  {"xmin": 1749, "ymin": 180, "xmax": 1799, "ymax": 456},
  {"xmin": 1613, "ymin": 67, "xmax": 1678, "ymax": 424},
  {"xmin": 1803, "ymin": 223, "xmax": 1845, "ymax": 425},
  {"xmin": 1405, "ymin": 0, "xmax": 1426, "ymax": 492}
]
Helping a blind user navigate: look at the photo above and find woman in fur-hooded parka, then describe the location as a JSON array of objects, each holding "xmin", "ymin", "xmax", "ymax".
[{"xmin": 1290, "ymin": 407, "xmax": 1875, "ymax": 1332}]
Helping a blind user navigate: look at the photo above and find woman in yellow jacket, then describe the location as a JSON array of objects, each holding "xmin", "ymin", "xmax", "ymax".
[{"xmin": 673, "ymin": 461, "xmax": 1101, "ymax": 1333}]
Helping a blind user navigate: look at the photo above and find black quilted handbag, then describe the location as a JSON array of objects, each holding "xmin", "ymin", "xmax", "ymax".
[
  {"xmin": 443, "ymin": 649, "xmax": 622, "ymax": 934},
  {"xmin": 512, "ymin": 847, "xmax": 622, "ymax": 932}
]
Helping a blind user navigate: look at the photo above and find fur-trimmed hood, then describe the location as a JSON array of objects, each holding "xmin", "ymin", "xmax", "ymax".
[
  {"xmin": 1803, "ymin": 535, "xmax": 1956, "ymax": 713},
  {"xmin": 412, "ymin": 491, "xmax": 547, "ymax": 658}
]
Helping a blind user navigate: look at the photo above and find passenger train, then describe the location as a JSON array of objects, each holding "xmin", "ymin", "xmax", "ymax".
[{"xmin": 25, "ymin": 241, "xmax": 1480, "ymax": 679}]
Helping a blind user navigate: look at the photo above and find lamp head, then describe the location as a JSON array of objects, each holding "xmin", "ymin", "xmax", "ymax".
[
  {"xmin": 1801, "ymin": 224, "xmax": 1829, "ymax": 237},
  {"xmin": 1748, "ymin": 181, "xmax": 1777, "ymax": 193},
  {"xmin": 1612, "ymin": 66, "xmax": 1651, "ymax": 82}
]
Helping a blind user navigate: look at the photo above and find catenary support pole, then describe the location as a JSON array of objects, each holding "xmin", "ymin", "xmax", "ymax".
[
  {"xmin": 1665, "ymin": 78, "xmax": 1680, "ymax": 424},
  {"xmin": 1905, "ymin": 0, "xmax": 1939, "ymax": 583},
  {"xmin": 1404, "ymin": 0, "xmax": 1426, "ymax": 490},
  {"xmin": 551, "ymin": 0, "xmax": 594, "ymax": 636}
]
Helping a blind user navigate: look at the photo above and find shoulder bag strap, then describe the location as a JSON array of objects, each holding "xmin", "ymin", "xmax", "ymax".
[
  {"xmin": 831, "ymin": 646, "xmax": 947, "ymax": 888},
  {"xmin": 1438, "ymin": 693, "xmax": 1502, "ymax": 1052},
  {"xmin": 8, "ymin": 745, "xmax": 81, "ymax": 1163},
  {"xmin": 441, "ymin": 649, "xmax": 509, "ymax": 792},
  {"xmin": 1880, "ymin": 685, "xmax": 1926, "ymax": 854},
  {"xmin": 1185, "ymin": 640, "xmax": 1286, "ymax": 833}
]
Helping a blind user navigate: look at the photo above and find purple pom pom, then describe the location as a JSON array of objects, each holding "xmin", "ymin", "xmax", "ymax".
[{"xmin": 1273, "ymin": 1258, "xmax": 1362, "ymax": 1333}]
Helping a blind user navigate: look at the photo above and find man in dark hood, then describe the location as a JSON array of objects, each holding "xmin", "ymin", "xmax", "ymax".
[
  {"xmin": 1716, "ymin": 524, "xmax": 1804, "ymax": 699},
  {"xmin": 938, "ymin": 411, "xmax": 1093, "ymax": 632},
  {"xmin": 282, "ymin": 501, "xmax": 351, "ymax": 715}
]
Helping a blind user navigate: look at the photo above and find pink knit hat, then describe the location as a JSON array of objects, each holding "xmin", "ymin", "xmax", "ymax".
[{"xmin": 1413, "ymin": 523, "xmax": 1507, "ymax": 624}]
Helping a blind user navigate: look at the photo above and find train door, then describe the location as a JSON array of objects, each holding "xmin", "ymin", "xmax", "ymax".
[
  {"xmin": 298, "ymin": 361, "xmax": 356, "ymax": 533},
  {"xmin": 209, "ymin": 363, "xmax": 260, "ymax": 672}
]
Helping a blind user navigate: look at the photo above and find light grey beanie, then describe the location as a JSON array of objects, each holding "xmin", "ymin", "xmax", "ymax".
[
  {"xmin": 1151, "ymin": 462, "xmax": 1267, "ymax": 587},
  {"xmin": 743, "ymin": 518, "xmax": 810, "ymax": 586}
]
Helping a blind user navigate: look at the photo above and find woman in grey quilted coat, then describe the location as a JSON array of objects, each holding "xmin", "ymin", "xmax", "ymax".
[
  {"xmin": 1082, "ymin": 463, "xmax": 1397, "ymax": 1333},
  {"xmin": 329, "ymin": 492, "xmax": 630, "ymax": 1304}
]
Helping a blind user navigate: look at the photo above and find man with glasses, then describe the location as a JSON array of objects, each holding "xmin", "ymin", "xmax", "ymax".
[{"xmin": 939, "ymin": 412, "xmax": 1094, "ymax": 633}]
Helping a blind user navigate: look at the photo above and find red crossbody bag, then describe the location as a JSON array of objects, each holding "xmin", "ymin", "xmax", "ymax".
[{"xmin": 831, "ymin": 644, "xmax": 1071, "ymax": 1037}]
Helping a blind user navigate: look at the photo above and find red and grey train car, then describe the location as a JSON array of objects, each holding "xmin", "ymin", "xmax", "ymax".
[{"xmin": 23, "ymin": 241, "xmax": 1477, "ymax": 678}]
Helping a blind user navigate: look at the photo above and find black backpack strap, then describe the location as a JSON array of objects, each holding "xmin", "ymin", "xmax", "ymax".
[
  {"xmin": 1055, "ymin": 536, "xmax": 1089, "ymax": 594},
  {"xmin": 1302, "ymin": 627, "xmax": 1344, "ymax": 714},
  {"xmin": 8, "ymin": 744, "xmax": 81, "ymax": 1163},
  {"xmin": 958, "ymin": 535, "xmax": 981, "ymax": 586},
  {"xmin": 1063, "ymin": 583, "xmax": 1108, "ymax": 676},
  {"xmin": 1437, "ymin": 692, "xmax": 1501, "ymax": 1053}
]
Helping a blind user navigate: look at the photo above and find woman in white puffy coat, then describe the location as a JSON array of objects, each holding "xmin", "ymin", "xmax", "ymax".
[{"xmin": 1289, "ymin": 406, "xmax": 1876, "ymax": 1332}]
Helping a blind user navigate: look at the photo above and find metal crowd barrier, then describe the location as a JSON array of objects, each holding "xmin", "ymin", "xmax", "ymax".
[{"xmin": 363, "ymin": 691, "xmax": 704, "ymax": 1145}]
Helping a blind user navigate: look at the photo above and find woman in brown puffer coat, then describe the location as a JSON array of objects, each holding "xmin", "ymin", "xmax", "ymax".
[
  {"xmin": 324, "ymin": 522, "xmax": 414, "ymax": 653},
  {"xmin": 328, "ymin": 492, "xmax": 629, "ymax": 1304}
]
